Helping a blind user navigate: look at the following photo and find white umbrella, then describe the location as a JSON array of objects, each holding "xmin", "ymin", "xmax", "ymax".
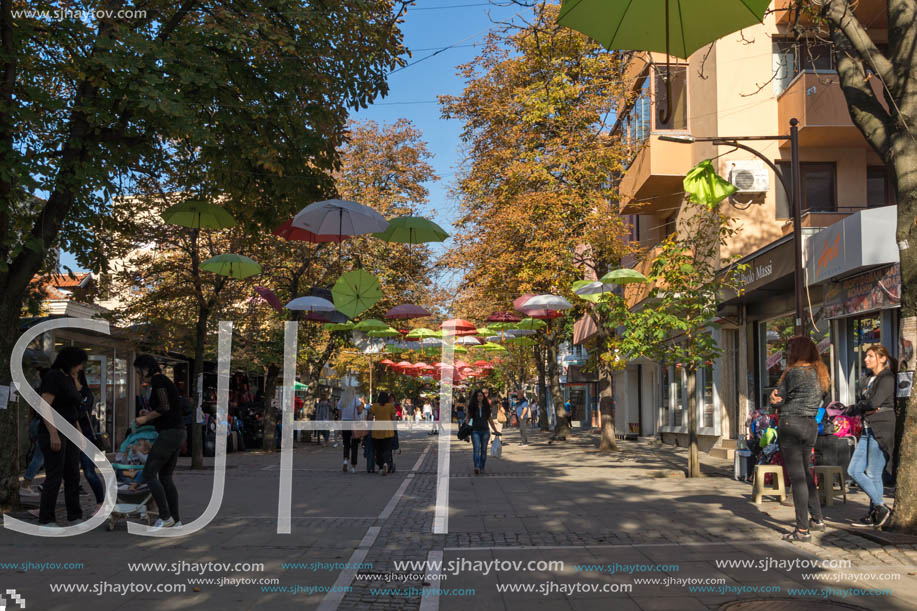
[
  {"xmin": 292, "ymin": 199, "xmax": 388, "ymax": 241},
  {"xmin": 505, "ymin": 328, "xmax": 536, "ymax": 337},
  {"xmin": 522, "ymin": 294, "xmax": 573, "ymax": 311},
  {"xmin": 573, "ymin": 281, "xmax": 616, "ymax": 297},
  {"xmin": 285, "ymin": 296, "xmax": 336, "ymax": 312},
  {"xmin": 455, "ymin": 336, "xmax": 482, "ymax": 345}
]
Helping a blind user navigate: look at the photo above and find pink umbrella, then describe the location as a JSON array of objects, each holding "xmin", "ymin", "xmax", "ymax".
[
  {"xmin": 272, "ymin": 219, "xmax": 348, "ymax": 243},
  {"xmin": 254, "ymin": 286, "xmax": 282, "ymax": 312},
  {"xmin": 385, "ymin": 304, "xmax": 432, "ymax": 319},
  {"xmin": 486, "ymin": 311, "xmax": 521, "ymax": 323},
  {"xmin": 441, "ymin": 318, "xmax": 478, "ymax": 336}
]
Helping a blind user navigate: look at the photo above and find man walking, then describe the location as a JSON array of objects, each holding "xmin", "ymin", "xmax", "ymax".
[
  {"xmin": 516, "ymin": 392, "xmax": 530, "ymax": 446},
  {"xmin": 338, "ymin": 388, "xmax": 361, "ymax": 473}
]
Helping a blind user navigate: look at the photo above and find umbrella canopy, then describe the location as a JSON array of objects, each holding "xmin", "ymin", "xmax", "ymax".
[
  {"xmin": 472, "ymin": 360, "xmax": 491, "ymax": 368},
  {"xmin": 354, "ymin": 319, "xmax": 390, "ymax": 331},
  {"xmin": 453, "ymin": 345, "xmax": 469, "ymax": 355},
  {"xmin": 515, "ymin": 317, "xmax": 547, "ymax": 331},
  {"xmin": 200, "ymin": 254, "xmax": 261, "ymax": 279},
  {"xmin": 323, "ymin": 321, "xmax": 355, "ymax": 332},
  {"xmin": 272, "ymin": 218, "xmax": 348, "ymax": 243},
  {"xmin": 254, "ymin": 286, "xmax": 282, "ymax": 312},
  {"xmin": 292, "ymin": 199, "xmax": 388, "ymax": 238},
  {"xmin": 522, "ymin": 294, "xmax": 573, "ymax": 311},
  {"xmin": 368, "ymin": 327, "xmax": 402, "ymax": 338},
  {"xmin": 332, "ymin": 270, "xmax": 382, "ymax": 319},
  {"xmin": 405, "ymin": 327, "xmax": 439, "ymax": 340},
  {"xmin": 441, "ymin": 318, "xmax": 478, "ymax": 336},
  {"xmin": 557, "ymin": 0, "xmax": 770, "ymax": 59},
  {"xmin": 373, "ymin": 216, "xmax": 449, "ymax": 244},
  {"xmin": 506, "ymin": 328, "xmax": 536, "ymax": 337},
  {"xmin": 285, "ymin": 296, "xmax": 336, "ymax": 312},
  {"xmin": 480, "ymin": 342, "xmax": 507, "ymax": 353},
  {"xmin": 455, "ymin": 335, "xmax": 481, "ymax": 345},
  {"xmin": 162, "ymin": 199, "xmax": 236, "ymax": 230},
  {"xmin": 600, "ymin": 268, "xmax": 649, "ymax": 285},
  {"xmin": 393, "ymin": 360, "xmax": 414, "ymax": 371},
  {"xmin": 512, "ymin": 292, "xmax": 561, "ymax": 319},
  {"xmin": 486, "ymin": 311, "xmax": 521, "ymax": 323},
  {"xmin": 385, "ymin": 304, "xmax": 431, "ymax": 320},
  {"xmin": 380, "ymin": 359, "xmax": 395, "ymax": 366},
  {"xmin": 506, "ymin": 336, "xmax": 536, "ymax": 348}
]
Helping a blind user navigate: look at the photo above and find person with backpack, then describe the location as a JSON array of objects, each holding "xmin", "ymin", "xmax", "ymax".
[
  {"xmin": 75, "ymin": 370, "xmax": 105, "ymax": 514},
  {"xmin": 846, "ymin": 344, "xmax": 897, "ymax": 529},
  {"xmin": 134, "ymin": 355, "xmax": 186, "ymax": 531},
  {"xmin": 769, "ymin": 337, "xmax": 829, "ymax": 542}
]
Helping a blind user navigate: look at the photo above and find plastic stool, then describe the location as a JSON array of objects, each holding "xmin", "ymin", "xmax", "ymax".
[
  {"xmin": 753, "ymin": 464, "xmax": 787, "ymax": 504},
  {"xmin": 815, "ymin": 465, "xmax": 847, "ymax": 506}
]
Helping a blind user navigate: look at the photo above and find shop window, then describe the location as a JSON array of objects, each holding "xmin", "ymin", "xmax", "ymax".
[
  {"xmin": 849, "ymin": 315, "xmax": 882, "ymax": 396},
  {"xmin": 673, "ymin": 364, "xmax": 684, "ymax": 426},
  {"xmin": 702, "ymin": 363, "xmax": 714, "ymax": 429},
  {"xmin": 775, "ymin": 162, "xmax": 837, "ymax": 218},
  {"xmin": 867, "ymin": 166, "xmax": 897, "ymax": 208},
  {"xmin": 654, "ymin": 65, "xmax": 687, "ymax": 131},
  {"xmin": 761, "ymin": 316, "xmax": 795, "ymax": 404},
  {"xmin": 660, "ymin": 362, "xmax": 670, "ymax": 426}
]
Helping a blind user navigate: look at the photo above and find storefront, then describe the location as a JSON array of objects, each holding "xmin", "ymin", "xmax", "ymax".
[{"xmin": 806, "ymin": 206, "xmax": 900, "ymax": 405}]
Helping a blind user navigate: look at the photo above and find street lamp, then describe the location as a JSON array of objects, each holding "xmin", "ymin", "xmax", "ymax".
[{"xmin": 658, "ymin": 119, "xmax": 806, "ymax": 334}]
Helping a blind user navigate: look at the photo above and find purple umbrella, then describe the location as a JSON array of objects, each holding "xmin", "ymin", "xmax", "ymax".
[
  {"xmin": 254, "ymin": 286, "xmax": 282, "ymax": 312},
  {"xmin": 385, "ymin": 304, "xmax": 431, "ymax": 320}
]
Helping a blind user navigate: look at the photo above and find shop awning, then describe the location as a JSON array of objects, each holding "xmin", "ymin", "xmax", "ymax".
[
  {"xmin": 719, "ymin": 234, "xmax": 796, "ymax": 304},
  {"xmin": 807, "ymin": 205, "xmax": 898, "ymax": 285},
  {"xmin": 573, "ymin": 313, "xmax": 599, "ymax": 345}
]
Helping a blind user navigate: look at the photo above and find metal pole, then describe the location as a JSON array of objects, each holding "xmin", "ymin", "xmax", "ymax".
[{"xmin": 790, "ymin": 118, "xmax": 806, "ymax": 336}]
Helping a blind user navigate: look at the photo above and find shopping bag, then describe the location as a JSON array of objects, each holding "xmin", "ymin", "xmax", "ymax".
[{"xmin": 490, "ymin": 436, "xmax": 502, "ymax": 458}]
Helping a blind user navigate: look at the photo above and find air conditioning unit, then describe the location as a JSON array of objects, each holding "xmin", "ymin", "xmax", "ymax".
[{"xmin": 728, "ymin": 160, "xmax": 769, "ymax": 193}]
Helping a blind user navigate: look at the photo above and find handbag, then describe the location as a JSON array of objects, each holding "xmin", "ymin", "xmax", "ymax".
[
  {"xmin": 496, "ymin": 408, "xmax": 506, "ymax": 424},
  {"xmin": 490, "ymin": 436, "xmax": 502, "ymax": 457},
  {"xmin": 457, "ymin": 421, "xmax": 472, "ymax": 442}
]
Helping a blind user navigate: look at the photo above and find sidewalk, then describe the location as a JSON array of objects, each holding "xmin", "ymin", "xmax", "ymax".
[{"xmin": 2, "ymin": 426, "xmax": 915, "ymax": 610}]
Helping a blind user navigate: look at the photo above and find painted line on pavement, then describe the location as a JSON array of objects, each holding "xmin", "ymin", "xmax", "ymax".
[
  {"xmin": 419, "ymin": 549, "xmax": 443, "ymax": 611},
  {"xmin": 319, "ymin": 442, "xmax": 433, "ymax": 611},
  {"xmin": 443, "ymin": 540, "xmax": 782, "ymax": 551}
]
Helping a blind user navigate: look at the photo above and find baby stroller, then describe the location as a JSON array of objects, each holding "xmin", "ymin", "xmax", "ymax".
[{"xmin": 106, "ymin": 425, "xmax": 158, "ymax": 531}]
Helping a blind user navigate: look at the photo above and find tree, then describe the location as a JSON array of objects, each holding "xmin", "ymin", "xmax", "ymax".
[
  {"xmin": 0, "ymin": 0, "xmax": 410, "ymax": 508},
  {"xmin": 785, "ymin": 0, "xmax": 917, "ymax": 531},
  {"xmin": 441, "ymin": 2, "xmax": 633, "ymax": 440}
]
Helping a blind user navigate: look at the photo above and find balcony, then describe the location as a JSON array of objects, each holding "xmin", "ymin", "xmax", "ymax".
[
  {"xmin": 624, "ymin": 245, "xmax": 664, "ymax": 309},
  {"xmin": 774, "ymin": 0, "xmax": 887, "ymax": 27},
  {"xmin": 780, "ymin": 209, "xmax": 858, "ymax": 237},
  {"xmin": 778, "ymin": 71, "xmax": 887, "ymax": 148},
  {"xmin": 619, "ymin": 135, "xmax": 691, "ymax": 215}
]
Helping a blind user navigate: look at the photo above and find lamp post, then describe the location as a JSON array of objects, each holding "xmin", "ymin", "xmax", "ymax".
[{"xmin": 658, "ymin": 118, "xmax": 806, "ymax": 335}]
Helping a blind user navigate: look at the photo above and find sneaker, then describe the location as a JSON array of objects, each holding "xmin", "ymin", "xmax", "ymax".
[
  {"xmin": 173, "ymin": 521, "xmax": 183, "ymax": 528},
  {"xmin": 783, "ymin": 529, "xmax": 811, "ymax": 542},
  {"xmin": 874, "ymin": 505, "xmax": 892, "ymax": 528},
  {"xmin": 380, "ymin": 464, "xmax": 388, "ymax": 476},
  {"xmin": 809, "ymin": 519, "xmax": 826, "ymax": 532},
  {"xmin": 150, "ymin": 517, "xmax": 176, "ymax": 531},
  {"xmin": 38, "ymin": 522, "xmax": 64, "ymax": 533},
  {"xmin": 343, "ymin": 462, "xmax": 349, "ymax": 473},
  {"xmin": 852, "ymin": 508, "xmax": 877, "ymax": 527},
  {"xmin": 19, "ymin": 486, "xmax": 38, "ymax": 497},
  {"xmin": 474, "ymin": 468, "xmax": 479, "ymax": 475},
  {"xmin": 78, "ymin": 486, "xmax": 89, "ymax": 497},
  {"xmin": 349, "ymin": 466, "xmax": 356, "ymax": 474}
]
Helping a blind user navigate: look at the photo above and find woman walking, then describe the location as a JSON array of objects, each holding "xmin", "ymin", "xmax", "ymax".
[
  {"xmin": 370, "ymin": 391, "xmax": 396, "ymax": 475},
  {"xmin": 769, "ymin": 336, "xmax": 828, "ymax": 542},
  {"xmin": 468, "ymin": 389, "xmax": 498, "ymax": 475},
  {"xmin": 846, "ymin": 345, "xmax": 897, "ymax": 528},
  {"xmin": 76, "ymin": 370, "xmax": 105, "ymax": 514},
  {"xmin": 134, "ymin": 355, "xmax": 186, "ymax": 531},
  {"xmin": 34, "ymin": 347, "xmax": 88, "ymax": 527}
]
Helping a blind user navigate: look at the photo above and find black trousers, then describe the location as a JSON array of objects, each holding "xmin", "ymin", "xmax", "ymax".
[
  {"xmin": 37, "ymin": 423, "xmax": 82, "ymax": 524},
  {"xmin": 374, "ymin": 437, "xmax": 393, "ymax": 470},
  {"xmin": 143, "ymin": 427, "xmax": 186, "ymax": 522},
  {"xmin": 342, "ymin": 430, "xmax": 361, "ymax": 466},
  {"xmin": 778, "ymin": 415, "xmax": 823, "ymax": 531}
]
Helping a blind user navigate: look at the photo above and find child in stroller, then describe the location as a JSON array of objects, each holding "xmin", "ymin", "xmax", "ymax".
[{"xmin": 106, "ymin": 425, "xmax": 158, "ymax": 530}]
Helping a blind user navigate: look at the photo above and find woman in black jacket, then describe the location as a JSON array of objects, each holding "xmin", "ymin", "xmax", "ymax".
[
  {"xmin": 769, "ymin": 336, "xmax": 829, "ymax": 542},
  {"xmin": 846, "ymin": 344, "xmax": 897, "ymax": 528}
]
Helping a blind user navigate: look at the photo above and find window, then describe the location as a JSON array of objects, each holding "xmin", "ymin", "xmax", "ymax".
[
  {"xmin": 628, "ymin": 215, "xmax": 640, "ymax": 243},
  {"xmin": 867, "ymin": 166, "xmax": 897, "ymax": 208},
  {"xmin": 655, "ymin": 65, "xmax": 687, "ymax": 130},
  {"xmin": 663, "ymin": 213, "xmax": 677, "ymax": 237},
  {"xmin": 660, "ymin": 362, "xmax": 670, "ymax": 426},
  {"xmin": 622, "ymin": 75, "xmax": 651, "ymax": 152},
  {"xmin": 761, "ymin": 315, "xmax": 795, "ymax": 404},
  {"xmin": 849, "ymin": 315, "xmax": 882, "ymax": 397},
  {"xmin": 673, "ymin": 364, "xmax": 684, "ymax": 426},
  {"xmin": 702, "ymin": 363, "xmax": 714, "ymax": 429},
  {"xmin": 775, "ymin": 162, "xmax": 837, "ymax": 217},
  {"xmin": 773, "ymin": 39, "xmax": 836, "ymax": 95}
]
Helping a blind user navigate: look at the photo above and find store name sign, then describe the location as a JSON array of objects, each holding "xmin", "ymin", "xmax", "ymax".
[{"xmin": 739, "ymin": 261, "xmax": 774, "ymax": 287}]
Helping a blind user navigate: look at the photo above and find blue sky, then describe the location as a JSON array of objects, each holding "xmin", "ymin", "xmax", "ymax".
[{"xmin": 61, "ymin": 0, "xmax": 527, "ymax": 274}]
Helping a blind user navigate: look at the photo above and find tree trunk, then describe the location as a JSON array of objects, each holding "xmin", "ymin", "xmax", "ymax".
[
  {"xmin": 262, "ymin": 363, "xmax": 280, "ymax": 451},
  {"xmin": 546, "ymin": 341, "xmax": 569, "ymax": 440},
  {"xmin": 534, "ymin": 344, "xmax": 549, "ymax": 430},
  {"xmin": 687, "ymin": 368, "xmax": 700, "ymax": 478},
  {"xmin": 190, "ymin": 305, "xmax": 209, "ymax": 469},
  {"xmin": 598, "ymin": 364, "xmax": 617, "ymax": 452},
  {"xmin": 0, "ymin": 298, "xmax": 21, "ymax": 510}
]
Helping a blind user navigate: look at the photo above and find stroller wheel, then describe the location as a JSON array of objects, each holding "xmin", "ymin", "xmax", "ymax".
[{"xmin": 106, "ymin": 516, "xmax": 116, "ymax": 531}]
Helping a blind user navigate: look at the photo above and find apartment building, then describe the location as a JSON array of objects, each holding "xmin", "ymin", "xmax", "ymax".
[{"xmin": 601, "ymin": 1, "xmax": 899, "ymax": 456}]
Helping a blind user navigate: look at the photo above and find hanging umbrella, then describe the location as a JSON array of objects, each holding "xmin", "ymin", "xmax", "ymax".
[
  {"xmin": 285, "ymin": 296, "xmax": 336, "ymax": 312},
  {"xmin": 515, "ymin": 317, "xmax": 547, "ymax": 331},
  {"xmin": 292, "ymin": 199, "xmax": 388, "ymax": 255},
  {"xmin": 441, "ymin": 319, "xmax": 478, "ymax": 336},
  {"xmin": 324, "ymin": 321, "xmax": 355, "ymax": 332},
  {"xmin": 272, "ymin": 218, "xmax": 348, "ymax": 243},
  {"xmin": 513, "ymin": 293, "xmax": 563, "ymax": 319},
  {"xmin": 368, "ymin": 327, "xmax": 402, "ymax": 338},
  {"xmin": 354, "ymin": 319, "xmax": 390, "ymax": 331},
  {"xmin": 474, "ymin": 325, "xmax": 495, "ymax": 336},
  {"xmin": 373, "ymin": 216, "xmax": 449, "ymax": 245},
  {"xmin": 380, "ymin": 358, "xmax": 395, "ymax": 366},
  {"xmin": 454, "ymin": 335, "xmax": 481, "ymax": 345},
  {"xmin": 162, "ymin": 199, "xmax": 236, "ymax": 230},
  {"xmin": 472, "ymin": 360, "xmax": 491, "ymax": 368},
  {"xmin": 600, "ymin": 268, "xmax": 649, "ymax": 285},
  {"xmin": 405, "ymin": 327, "xmax": 439, "ymax": 340},
  {"xmin": 522, "ymin": 294, "xmax": 573, "ymax": 311},
  {"xmin": 200, "ymin": 254, "xmax": 261, "ymax": 279},
  {"xmin": 506, "ymin": 328, "xmax": 536, "ymax": 337},
  {"xmin": 557, "ymin": 0, "xmax": 770, "ymax": 122},
  {"xmin": 385, "ymin": 304, "xmax": 431, "ymax": 320},
  {"xmin": 486, "ymin": 311, "xmax": 521, "ymax": 323},
  {"xmin": 480, "ymin": 342, "xmax": 507, "ymax": 353},
  {"xmin": 506, "ymin": 336, "xmax": 537, "ymax": 348},
  {"xmin": 254, "ymin": 286, "xmax": 282, "ymax": 312},
  {"xmin": 332, "ymin": 269, "xmax": 382, "ymax": 319},
  {"xmin": 453, "ymin": 345, "xmax": 469, "ymax": 355}
]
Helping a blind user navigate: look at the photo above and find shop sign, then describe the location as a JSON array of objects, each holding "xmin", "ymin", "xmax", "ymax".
[
  {"xmin": 723, "ymin": 237, "xmax": 796, "ymax": 300},
  {"xmin": 808, "ymin": 205, "xmax": 898, "ymax": 285},
  {"xmin": 823, "ymin": 264, "xmax": 900, "ymax": 319}
]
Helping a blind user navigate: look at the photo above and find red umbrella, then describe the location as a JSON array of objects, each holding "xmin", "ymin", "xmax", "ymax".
[
  {"xmin": 486, "ymin": 311, "xmax": 521, "ymax": 323},
  {"xmin": 441, "ymin": 318, "xmax": 478, "ymax": 336},
  {"xmin": 253, "ymin": 286, "xmax": 282, "ymax": 312},
  {"xmin": 273, "ymin": 219, "xmax": 348, "ymax": 243},
  {"xmin": 380, "ymin": 359, "xmax": 394, "ymax": 366},
  {"xmin": 385, "ymin": 304, "xmax": 432, "ymax": 320},
  {"xmin": 472, "ymin": 360, "xmax": 491, "ymax": 368},
  {"xmin": 513, "ymin": 293, "xmax": 563, "ymax": 319},
  {"xmin": 393, "ymin": 360, "xmax": 414, "ymax": 371}
]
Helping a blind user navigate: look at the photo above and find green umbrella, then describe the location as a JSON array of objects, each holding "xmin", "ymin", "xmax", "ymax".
[
  {"xmin": 481, "ymin": 342, "xmax": 507, "ymax": 353},
  {"xmin": 514, "ymin": 317, "xmax": 547, "ymax": 331},
  {"xmin": 505, "ymin": 336, "xmax": 536, "ymax": 348},
  {"xmin": 293, "ymin": 381, "xmax": 308, "ymax": 390},
  {"xmin": 558, "ymin": 0, "xmax": 770, "ymax": 122},
  {"xmin": 369, "ymin": 327, "xmax": 402, "ymax": 338},
  {"xmin": 573, "ymin": 279, "xmax": 610, "ymax": 303},
  {"xmin": 354, "ymin": 319, "xmax": 390, "ymax": 331},
  {"xmin": 200, "ymin": 254, "xmax": 261, "ymax": 279},
  {"xmin": 683, "ymin": 159, "xmax": 737, "ymax": 209},
  {"xmin": 600, "ymin": 268, "xmax": 649, "ymax": 285},
  {"xmin": 373, "ymin": 216, "xmax": 449, "ymax": 245},
  {"xmin": 323, "ymin": 321, "xmax": 355, "ymax": 332},
  {"xmin": 332, "ymin": 270, "xmax": 382, "ymax": 319},
  {"xmin": 405, "ymin": 327, "xmax": 439, "ymax": 340},
  {"xmin": 453, "ymin": 345, "xmax": 469, "ymax": 355},
  {"xmin": 162, "ymin": 199, "xmax": 237, "ymax": 230}
]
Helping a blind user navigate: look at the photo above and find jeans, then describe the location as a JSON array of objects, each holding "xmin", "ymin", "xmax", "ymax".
[
  {"xmin": 471, "ymin": 429, "xmax": 490, "ymax": 471},
  {"xmin": 37, "ymin": 423, "xmax": 82, "ymax": 524},
  {"xmin": 143, "ymin": 427, "xmax": 186, "ymax": 522},
  {"xmin": 777, "ymin": 415, "xmax": 822, "ymax": 531},
  {"xmin": 342, "ymin": 430, "xmax": 360, "ymax": 466},
  {"xmin": 456, "ymin": 412, "xmax": 466, "ymax": 430},
  {"xmin": 79, "ymin": 452, "xmax": 105, "ymax": 503},
  {"xmin": 363, "ymin": 436, "xmax": 375, "ymax": 472},
  {"xmin": 24, "ymin": 442, "xmax": 44, "ymax": 481},
  {"xmin": 848, "ymin": 428, "xmax": 887, "ymax": 507}
]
